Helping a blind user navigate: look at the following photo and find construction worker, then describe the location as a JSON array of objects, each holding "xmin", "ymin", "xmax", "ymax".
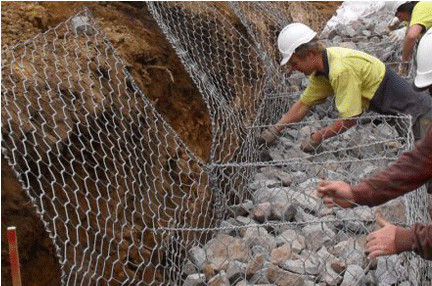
[
  {"xmin": 388, "ymin": 1, "xmax": 432, "ymax": 76},
  {"xmin": 316, "ymin": 126, "xmax": 432, "ymax": 260},
  {"xmin": 259, "ymin": 23, "xmax": 432, "ymax": 152}
]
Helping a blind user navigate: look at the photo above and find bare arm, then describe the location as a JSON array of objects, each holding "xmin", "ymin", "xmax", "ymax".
[
  {"xmin": 402, "ymin": 24, "xmax": 423, "ymax": 62},
  {"xmin": 274, "ymin": 100, "xmax": 311, "ymax": 133},
  {"xmin": 311, "ymin": 118, "xmax": 357, "ymax": 142}
]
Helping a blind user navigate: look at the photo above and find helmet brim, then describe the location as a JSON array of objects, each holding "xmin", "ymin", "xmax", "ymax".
[
  {"xmin": 414, "ymin": 72, "xmax": 432, "ymax": 88},
  {"xmin": 280, "ymin": 54, "xmax": 291, "ymax": 66}
]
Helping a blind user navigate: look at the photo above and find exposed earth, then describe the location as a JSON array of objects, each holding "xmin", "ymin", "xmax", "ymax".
[{"xmin": 1, "ymin": 2, "xmax": 340, "ymax": 285}]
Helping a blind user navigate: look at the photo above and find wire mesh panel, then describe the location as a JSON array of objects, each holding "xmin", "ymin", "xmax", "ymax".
[
  {"xmin": 1, "ymin": 9, "xmax": 213, "ymax": 285},
  {"xmin": 147, "ymin": 1, "xmax": 267, "ymax": 166},
  {"xmin": 2, "ymin": 3, "xmax": 431, "ymax": 286},
  {"xmin": 199, "ymin": 115, "xmax": 431, "ymax": 285}
]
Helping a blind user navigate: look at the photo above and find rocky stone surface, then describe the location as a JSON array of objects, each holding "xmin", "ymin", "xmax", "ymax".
[{"xmin": 176, "ymin": 8, "xmax": 419, "ymax": 284}]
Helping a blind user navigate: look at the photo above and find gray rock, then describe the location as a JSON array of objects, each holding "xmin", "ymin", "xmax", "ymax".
[
  {"xmin": 204, "ymin": 234, "xmax": 249, "ymax": 271},
  {"xmin": 226, "ymin": 261, "xmax": 246, "ymax": 284},
  {"xmin": 302, "ymin": 224, "xmax": 336, "ymax": 251},
  {"xmin": 182, "ymin": 260, "xmax": 198, "ymax": 276},
  {"xmin": 188, "ymin": 246, "xmax": 206, "ymax": 270},
  {"xmin": 243, "ymin": 226, "xmax": 276, "ymax": 252},
  {"xmin": 375, "ymin": 255, "xmax": 409, "ymax": 285},
  {"xmin": 340, "ymin": 265, "xmax": 366, "ymax": 286},
  {"xmin": 281, "ymin": 252, "xmax": 324, "ymax": 276},
  {"xmin": 267, "ymin": 264, "xmax": 307, "ymax": 286},
  {"xmin": 276, "ymin": 229, "xmax": 305, "ymax": 253},
  {"xmin": 183, "ymin": 273, "xmax": 206, "ymax": 286},
  {"xmin": 208, "ymin": 270, "xmax": 230, "ymax": 286},
  {"xmin": 253, "ymin": 202, "xmax": 272, "ymax": 222},
  {"xmin": 259, "ymin": 166, "xmax": 293, "ymax": 187}
]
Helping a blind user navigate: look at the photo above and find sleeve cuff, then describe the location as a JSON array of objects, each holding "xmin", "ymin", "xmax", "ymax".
[{"xmin": 395, "ymin": 227, "xmax": 415, "ymax": 254}]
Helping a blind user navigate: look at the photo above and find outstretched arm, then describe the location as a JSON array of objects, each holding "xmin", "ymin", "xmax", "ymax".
[
  {"xmin": 259, "ymin": 100, "xmax": 311, "ymax": 146},
  {"xmin": 402, "ymin": 24, "xmax": 423, "ymax": 63},
  {"xmin": 275, "ymin": 100, "xmax": 311, "ymax": 133},
  {"xmin": 311, "ymin": 118, "xmax": 357, "ymax": 142}
]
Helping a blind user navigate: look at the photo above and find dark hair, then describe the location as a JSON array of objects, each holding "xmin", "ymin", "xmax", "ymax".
[
  {"xmin": 396, "ymin": 1, "xmax": 419, "ymax": 15},
  {"xmin": 293, "ymin": 37, "xmax": 324, "ymax": 59}
]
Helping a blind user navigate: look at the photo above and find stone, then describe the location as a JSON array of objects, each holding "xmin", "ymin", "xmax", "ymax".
[
  {"xmin": 208, "ymin": 271, "xmax": 230, "ymax": 286},
  {"xmin": 204, "ymin": 234, "xmax": 249, "ymax": 271},
  {"xmin": 253, "ymin": 202, "xmax": 272, "ymax": 222},
  {"xmin": 188, "ymin": 246, "xmax": 206, "ymax": 270},
  {"xmin": 267, "ymin": 264, "xmax": 306, "ymax": 286},
  {"xmin": 246, "ymin": 253, "xmax": 266, "ymax": 278},
  {"xmin": 275, "ymin": 229, "xmax": 305, "ymax": 253},
  {"xmin": 243, "ymin": 226, "xmax": 276, "ymax": 253},
  {"xmin": 302, "ymin": 224, "xmax": 335, "ymax": 251},
  {"xmin": 270, "ymin": 244, "xmax": 293, "ymax": 266},
  {"xmin": 281, "ymin": 251, "xmax": 324, "ymax": 276},
  {"xmin": 226, "ymin": 261, "xmax": 246, "ymax": 284},
  {"xmin": 182, "ymin": 260, "xmax": 198, "ymax": 276},
  {"xmin": 340, "ymin": 265, "xmax": 366, "ymax": 286},
  {"xmin": 183, "ymin": 273, "xmax": 206, "ymax": 286}
]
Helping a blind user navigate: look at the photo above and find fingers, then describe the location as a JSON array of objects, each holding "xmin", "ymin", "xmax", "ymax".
[
  {"xmin": 366, "ymin": 222, "xmax": 398, "ymax": 258},
  {"xmin": 316, "ymin": 181, "xmax": 334, "ymax": 197},
  {"xmin": 375, "ymin": 213, "xmax": 390, "ymax": 228}
]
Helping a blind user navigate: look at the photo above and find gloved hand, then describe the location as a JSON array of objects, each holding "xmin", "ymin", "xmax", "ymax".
[
  {"xmin": 258, "ymin": 126, "xmax": 279, "ymax": 146},
  {"xmin": 300, "ymin": 134, "xmax": 321, "ymax": 153},
  {"xmin": 387, "ymin": 16, "xmax": 401, "ymax": 31},
  {"xmin": 389, "ymin": 27, "xmax": 406, "ymax": 43}
]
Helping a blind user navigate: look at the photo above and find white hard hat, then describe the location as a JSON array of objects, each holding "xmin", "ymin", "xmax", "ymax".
[
  {"xmin": 385, "ymin": 1, "xmax": 408, "ymax": 12},
  {"xmin": 415, "ymin": 29, "xmax": 432, "ymax": 88},
  {"xmin": 277, "ymin": 23, "xmax": 317, "ymax": 66}
]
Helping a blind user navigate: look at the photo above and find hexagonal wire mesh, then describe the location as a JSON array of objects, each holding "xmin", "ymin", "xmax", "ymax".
[
  {"xmin": 1, "ymin": 8, "xmax": 213, "ymax": 285},
  {"xmin": 147, "ymin": 1, "xmax": 431, "ymax": 285},
  {"xmin": 1, "ymin": 3, "xmax": 431, "ymax": 286}
]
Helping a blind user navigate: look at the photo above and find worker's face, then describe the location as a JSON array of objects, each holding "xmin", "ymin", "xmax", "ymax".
[
  {"xmin": 396, "ymin": 11, "xmax": 411, "ymax": 22},
  {"xmin": 287, "ymin": 53, "xmax": 316, "ymax": 75}
]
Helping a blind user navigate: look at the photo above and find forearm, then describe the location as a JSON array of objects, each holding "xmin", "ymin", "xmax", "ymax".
[
  {"xmin": 311, "ymin": 118, "xmax": 357, "ymax": 142},
  {"xmin": 402, "ymin": 36, "xmax": 416, "ymax": 62},
  {"xmin": 352, "ymin": 128, "xmax": 432, "ymax": 206},
  {"xmin": 396, "ymin": 224, "xmax": 432, "ymax": 260},
  {"xmin": 402, "ymin": 25, "xmax": 422, "ymax": 62},
  {"xmin": 275, "ymin": 100, "xmax": 310, "ymax": 133}
]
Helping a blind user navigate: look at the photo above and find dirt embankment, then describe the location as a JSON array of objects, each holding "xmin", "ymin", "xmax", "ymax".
[{"xmin": 1, "ymin": 2, "xmax": 340, "ymax": 285}]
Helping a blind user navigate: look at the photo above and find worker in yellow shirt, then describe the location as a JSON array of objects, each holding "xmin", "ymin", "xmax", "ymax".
[
  {"xmin": 259, "ymin": 23, "xmax": 432, "ymax": 152},
  {"xmin": 389, "ymin": 1, "xmax": 432, "ymax": 75}
]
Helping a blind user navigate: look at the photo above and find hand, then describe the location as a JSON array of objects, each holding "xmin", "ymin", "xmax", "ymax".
[
  {"xmin": 259, "ymin": 126, "xmax": 279, "ymax": 146},
  {"xmin": 389, "ymin": 27, "xmax": 406, "ymax": 43},
  {"xmin": 387, "ymin": 16, "xmax": 401, "ymax": 31},
  {"xmin": 316, "ymin": 181, "xmax": 355, "ymax": 208},
  {"xmin": 366, "ymin": 213, "xmax": 397, "ymax": 258},
  {"xmin": 300, "ymin": 134, "xmax": 321, "ymax": 153},
  {"xmin": 398, "ymin": 62, "xmax": 409, "ymax": 77}
]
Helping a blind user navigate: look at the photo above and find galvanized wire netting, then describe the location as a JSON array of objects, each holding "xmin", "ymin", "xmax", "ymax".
[
  {"xmin": 1, "ymin": 3, "xmax": 431, "ymax": 286},
  {"xmin": 1, "ymin": 9, "xmax": 213, "ymax": 285}
]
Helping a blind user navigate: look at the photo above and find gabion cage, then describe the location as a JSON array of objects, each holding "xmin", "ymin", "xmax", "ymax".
[{"xmin": 2, "ymin": 3, "xmax": 431, "ymax": 286}]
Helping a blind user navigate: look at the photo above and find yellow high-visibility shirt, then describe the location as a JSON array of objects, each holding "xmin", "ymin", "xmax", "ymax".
[
  {"xmin": 300, "ymin": 47, "xmax": 385, "ymax": 118},
  {"xmin": 409, "ymin": 1, "xmax": 432, "ymax": 31}
]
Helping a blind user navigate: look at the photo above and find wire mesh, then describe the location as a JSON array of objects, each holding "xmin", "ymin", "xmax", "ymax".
[
  {"xmin": 1, "ymin": 8, "xmax": 213, "ymax": 285},
  {"xmin": 1, "ymin": 3, "xmax": 431, "ymax": 286}
]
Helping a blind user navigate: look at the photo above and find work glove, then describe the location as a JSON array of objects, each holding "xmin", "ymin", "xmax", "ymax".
[
  {"xmin": 258, "ymin": 126, "xmax": 279, "ymax": 146},
  {"xmin": 300, "ymin": 134, "xmax": 321, "ymax": 153},
  {"xmin": 387, "ymin": 16, "xmax": 401, "ymax": 31},
  {"xmin": 388, "ymin": 27, "xmax": 406, "ymax": 43}
]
